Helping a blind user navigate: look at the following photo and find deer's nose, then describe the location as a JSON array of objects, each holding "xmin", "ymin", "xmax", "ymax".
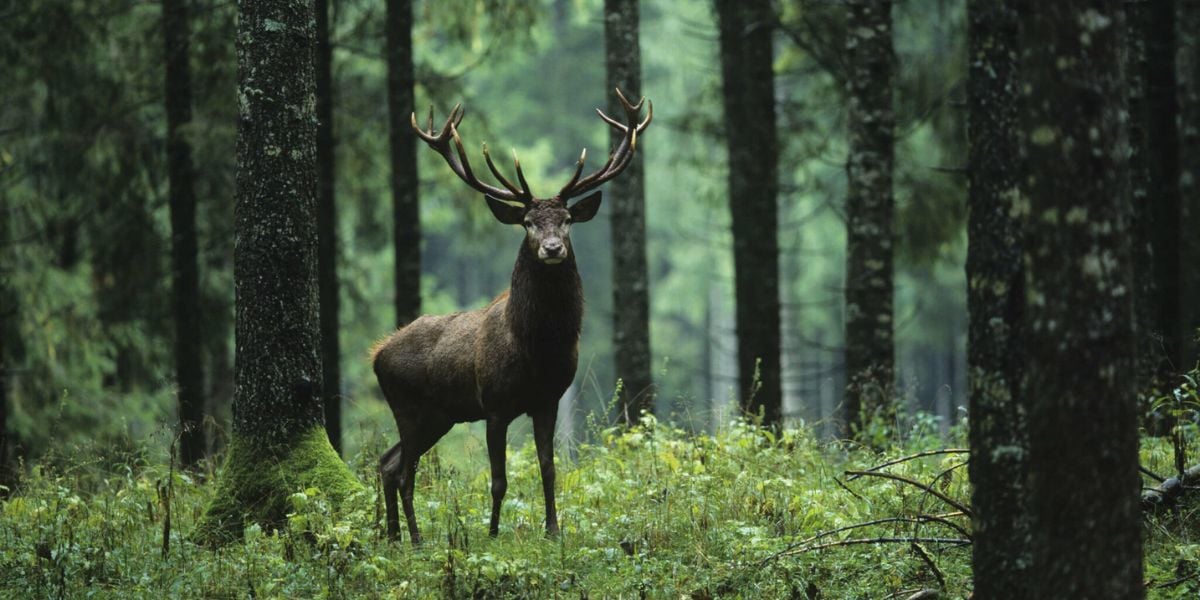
[{"xmin": 543, "ymin": 240, "xmax": 564, "ymax": 255}]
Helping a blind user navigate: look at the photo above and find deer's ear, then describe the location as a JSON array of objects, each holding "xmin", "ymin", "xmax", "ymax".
[
  {"xmin": 567, "ymin": 191, "xmax": 602, "ymax": 223},
  {"xmin": 485, "ymin": 195, "xmax": 525, "ymax": 225}
]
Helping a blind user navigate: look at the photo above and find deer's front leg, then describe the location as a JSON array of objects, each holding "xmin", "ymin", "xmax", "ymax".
[
  {"xmin": 486, "ymin": 418, "xmax": 509, "ymax": 537},
  {"xmin": 532, "ymin": 406, "xmax": 559, "ymax": 537}
]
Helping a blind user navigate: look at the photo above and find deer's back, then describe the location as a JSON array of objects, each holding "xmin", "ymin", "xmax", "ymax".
[{"xmin": 372, "ymin": 310, "xmax": 488, "ymax": 423}]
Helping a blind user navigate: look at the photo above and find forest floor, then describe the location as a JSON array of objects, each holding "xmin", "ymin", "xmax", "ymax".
[{"xmin": 0, "ymin": 416, "xmax": 1196, "ymax": 598}]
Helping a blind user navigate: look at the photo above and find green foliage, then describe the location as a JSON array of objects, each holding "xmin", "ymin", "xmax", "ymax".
[
  {"xmin": 4, "ymin": 416, "xmax": 1195, "ymax": 597},
  {"xmin": 1141, "ymin": 431, "xmax": 1200, "ymax": 598},
  {"xmin": 0, "ymin": 419, "xmax": 974, "ymax": 597}
]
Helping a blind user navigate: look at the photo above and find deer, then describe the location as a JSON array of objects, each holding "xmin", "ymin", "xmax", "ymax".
[{"xmin": 372, "ymin": 89, "xmax": 652, "ymax": 544}]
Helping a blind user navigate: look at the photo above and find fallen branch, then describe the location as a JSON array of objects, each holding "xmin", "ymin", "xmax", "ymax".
[
  {"xmin": 1141, "ymin": 463, "xmax": 1200, "ymax": 512},
  {"xmin": 759, "ymin": 514, "xmax": 971, "ymax": 567},
  {"xmin": 1146, "ymin": 569, "xmax": 1200, "ymax": 589},
  {"xmin": 780, "ymin": 536, "xmax": 970, "ymax": 557},
  {"xmin": 1140, "ymin": 465, "xmax": 1166, "ymax": 483},
  {"xmin": 845, "ymin": 470, "xmax": 973, "ymax": 517},
  {"xmin": 910, "ymin": 542, "xmax": 946, "ymax": 591},
  {"xmin": 847, "ymin": 449, "xmax": 969, "ymax": 482}
]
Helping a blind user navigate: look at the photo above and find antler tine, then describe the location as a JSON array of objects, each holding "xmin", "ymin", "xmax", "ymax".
[
  {"xmin": 482, "ymin": 143, "xmax": 527, "ymax": 200},
  {"xmin": 411, "ymin": 108, "xmax": 435, "ymax": 143},
  {"xmin": 558, "ymin": 90, "xmax": 652, "ymax": 199},
  {"xmin": 595, "ymin": 107, "xmax": 625, "ymax": 130},
  {"xmin": 638, "ymin": 99, "xmax": 653, "ymax": 131},
  {"xmin": 614, "ymin": 87, "xmax": 644, "ymax": 116},
  {"xmin": 411, "ymin": 104, "xmax": 521, "ymax": 202},
  {"xmin": 439, "ymin": 104, "xmax": 461, "ymax": 137},
  {"xmin": 560, "ymin": 148, "xmax": 588, "ymax": 193},
  {"xmin": 448, "ymin": 121, "xmax": 478, "ymax": 182},
  {"xmin": 512, "ymin": 149, "xmax": 534, "ymax": 199}
]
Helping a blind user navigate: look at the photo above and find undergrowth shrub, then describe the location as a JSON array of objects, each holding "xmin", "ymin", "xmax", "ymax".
[{"xmin": 0, "ymin": 413, "xmax": 1195, "ymax": 598}]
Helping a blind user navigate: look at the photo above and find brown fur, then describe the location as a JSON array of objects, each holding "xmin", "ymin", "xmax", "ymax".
[
  {"xmin": 386, "ymin": 91, "xmax": 648, "ymax": 543},
  {"xmin": 374, "ymin": 198, "xmax": 592, "ymax": 544}
]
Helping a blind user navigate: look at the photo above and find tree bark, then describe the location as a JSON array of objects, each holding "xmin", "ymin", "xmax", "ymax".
[
  {"xmin": 715, "ymin": 0, "xmax": 782, "ymax": 428},
  {"xmin": 842, "ymin": 0, "xmax": 895, "ymax": 437},
  {"xmin": 965, "ymin": 1, "xmax": 1029, "ymax": 597},
  {"xmin": 1182, "ymin": 0, "xmax": 1200, "ymax": 371},
  {"xmin": 0, "ymin": 294, "xmax": 9, "ymax": 492},
  {"xmin": 605, "ymin": 0, "xmax": 653, "ymax": 423},
  {"xmin": 315, "ymin": 0, "xmax": 341, "ymax": 455},
  {"xmin": 1125, "ymin": 1, "xmax": 1158, "ymax": 398},
  {"xmin": 1019, "ymin": 3, "xmax": 1143, "ymax": 598},
  {"xmin": 1129, "ymin": 0, "xmax": 1184, "ymax": 398},
  {"xmin": 195, "ymin": 0, "xmax": 361, "ymax": 543},
  {"xmin": 163, "ymin": 0, "xmax": 207, "ymax": 468},
  {"xmin": 1143, "ymin": 0, "xmax": 1183, "ymax": 383},
  {"xmin": 387, "ymin": 0, "xmax": 421, "ymax": 327}
]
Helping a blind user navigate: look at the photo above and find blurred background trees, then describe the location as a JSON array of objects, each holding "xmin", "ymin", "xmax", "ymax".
[
  {"xmin": 604, "ymin": 0, "xmax": 654, "ymax": 424},
  {"xmin": 1, "ymin": 0, "xmax": 1196, "ymax": 470},
  {"xmin": 715, "ymin": 0, "xmax": 782, "ymax": 428}
]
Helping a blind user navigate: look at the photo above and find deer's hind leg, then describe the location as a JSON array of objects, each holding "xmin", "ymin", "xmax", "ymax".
[
  {"xmin": 379, "ymin": 443, "xmax": 404, "ymax": 541},
  {"xmin": 391, "ymin": 419, "xmax": 452, "ymax": 546}
]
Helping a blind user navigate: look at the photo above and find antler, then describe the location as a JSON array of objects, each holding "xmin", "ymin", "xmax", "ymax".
[
  {"xmin": 558, "ymin": 88, "xmax": 653, "ymax": 200},
  {"xmin": 410, "ymin": 104, "xmax": 535, "ymax": 203}
]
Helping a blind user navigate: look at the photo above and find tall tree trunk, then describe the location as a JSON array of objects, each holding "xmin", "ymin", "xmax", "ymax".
[
  {"xmin": 0, "ymin": 285, "xmax": 9, "ymax": 492},
  {"xmin": 1126, "ymin": 1, "xmax": 1158, "ymax": 398},
  {"xmin": 964, "ymin": 1, "xmax": 1029, "ymax": 596},
  {"xmin": 1, "ymin": 119, "xmax": 11, "ymax": 492},
  {"xmin": 1019, "ymin": 3, "xmax": 1143, "ymax": 597},
  {"xmin": 315, "ymin": 0, "xmax": 341, "ymax": 455},
  {"xmin": 1144, "ymin": 0, "xmax": 1183, "ymax": 382},
  {"xmin": 842, "ymin": 0, "xmax": 895, "ymax": 437},
  {"xmin": 163, "ymin": 0, "xmax": 207, "ymax": 468},
  {"xmin": 195, "ymin": 0, "xmax": 361, "ymax": 543},
  {"xmin": 714, "ymin": 0, "xmax": 782, "ymax": 428},
  {"xmin": 0, "ymin": 356, "xmax": 7, "ymax": 492},
  {"xmin": 387, "ymin": 0, "xmax": 421, "ymax": 327},
  {"xmin": 605, "ymin": 0, "xmax": 653, "ymax": 423},
  {"xmin": 1182, "ymin": 0, "xmax": 1200, "ymax": 371}
]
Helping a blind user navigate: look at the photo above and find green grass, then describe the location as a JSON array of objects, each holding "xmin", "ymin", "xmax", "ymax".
[{"xmin": 0, "ymin": 416, "xmax": 1197, "ymax": 598}]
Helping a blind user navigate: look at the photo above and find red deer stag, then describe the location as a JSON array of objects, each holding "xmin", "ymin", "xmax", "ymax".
[{"xmin": 373, "ymin": 89, "xmax": 652, "ymax": 543}]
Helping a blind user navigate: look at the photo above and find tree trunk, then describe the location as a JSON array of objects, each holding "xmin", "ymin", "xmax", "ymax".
[
  {"xmin": 842, "ymin": 0, "xmax": 895, "ymax": 437},
  {"xmin": 605, "ymin": 0, "xmax": 653, "ymax": 424},
  {"xmin": 195, "ymin": 0, "xmax": 361, "ymax": 543},
  {"xmin": 1125, "ymin": 1, "xmax": 1158, "ymax": 398},
  {"xmin": 964, "ymin": 1, "xmax": 1029, "ymax": 596},
  {"xmin": 1143, "ymin": 0, "xmax": 1183, "ymax": 383},
  {"xmin": 387, "ymin": 0, "xmax": 421, "ymax": 327},
  {"xmin": 714, "ymin": 0, "xmax": 782, "ymax": 428},
  {"xmin": 0, "ymin": 361, "xmax": 7, "ymax": 492},
  {"xmin": 0, "ymin": 293, "xmax": 9, "ymax": 492},
  {"xmin": 163, "ymin": 0, "xmax": 207, "ymax": 468},
  {"xmin": 315, "ymin": 0, "xmax": 341, "ymax": 455},
  {"xmin": 1019, "ymin": 3, "xmax": 1143, "ymax": 598},
  {"xmin": 1182, "ymin": 0, "xmax": 1200, "ymax": 371}
]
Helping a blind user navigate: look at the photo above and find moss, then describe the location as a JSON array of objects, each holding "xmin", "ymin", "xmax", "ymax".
[{"xmin": 193, "ymin": 426, "xmax": 364, "ymax": 546}]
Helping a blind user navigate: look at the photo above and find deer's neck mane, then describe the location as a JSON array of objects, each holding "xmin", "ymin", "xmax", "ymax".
[{"xmin": 506, "ymin": 241, "xmax": 584, "ymax": 354}]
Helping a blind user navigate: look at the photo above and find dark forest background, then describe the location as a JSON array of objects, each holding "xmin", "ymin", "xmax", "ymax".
[
  {"xmin": 0, "ymin": 0, "xmax": 1006, "ymax": 461},
  {"xmin": 2, "ymin": 0, "xmax": 1200, "ymax": 596}
]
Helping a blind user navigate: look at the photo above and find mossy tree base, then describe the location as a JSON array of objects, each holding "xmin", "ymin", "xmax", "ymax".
[{"xmin": 194, "ymin": 426, "xmax": 363, "ymax": 545}]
